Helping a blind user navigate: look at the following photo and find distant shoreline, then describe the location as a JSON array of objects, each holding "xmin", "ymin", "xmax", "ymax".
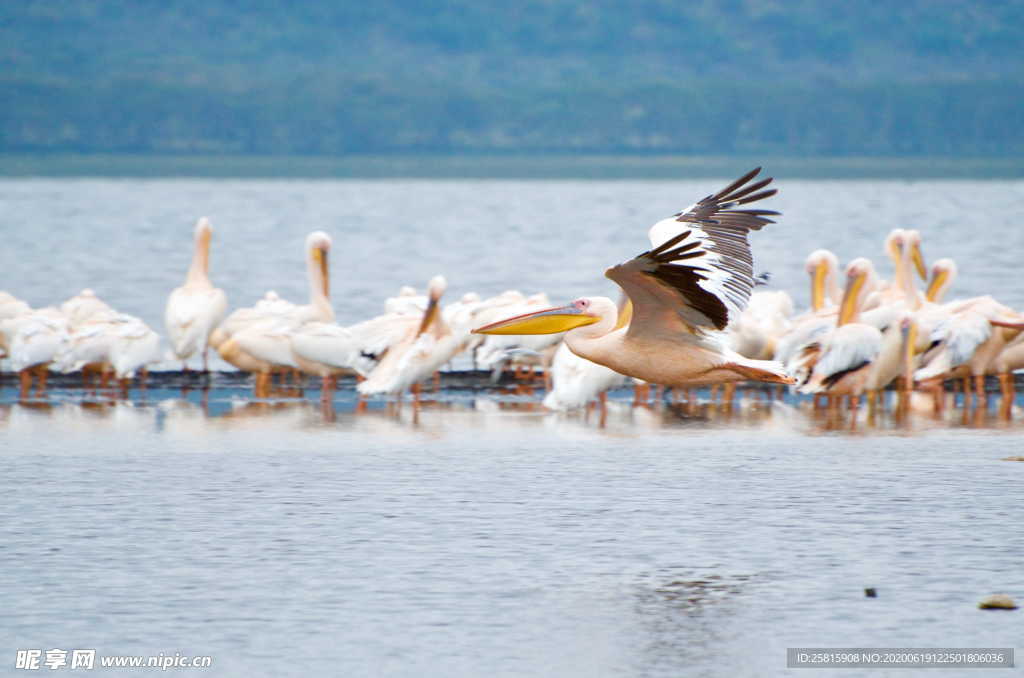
[{"xmin": 1, "ymin": 154, "xmax": 1021, "ymax": 179}]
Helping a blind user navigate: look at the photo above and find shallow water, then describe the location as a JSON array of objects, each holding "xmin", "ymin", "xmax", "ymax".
[
  {"xmin": 2, "ymin": 178, "xmax": 1024, "ymax": 676},
  {"xmin": 2, "ymin": 383, "xmax": 1023, "ymax": 677}
]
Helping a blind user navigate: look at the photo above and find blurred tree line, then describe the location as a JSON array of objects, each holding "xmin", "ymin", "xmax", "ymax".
[{"xmin": 2, "ymin": 0, "xmax": 1022, "ymax": 156}]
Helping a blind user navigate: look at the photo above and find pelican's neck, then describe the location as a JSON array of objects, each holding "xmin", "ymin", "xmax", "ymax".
[
  {"xmin": 307, "ymin": 249, "xmax": 333, "ymax": 320},
  {"xmin": 185, "ymin": 230, "xmax": 212, "ymax": 287},
  {"xmin": 562, "ymin": 308, "xmax": 619, "ymax": 362}
]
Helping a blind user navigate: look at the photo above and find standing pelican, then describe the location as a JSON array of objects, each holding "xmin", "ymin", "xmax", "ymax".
[
  {"xmin": 474, "ymin": 168, "xmax": 793, "ymax": 387},
  {"xmin": 799, "ymin": 259, "xmax": 910, "ymax": 408},
  {"xmin": 165, "ymin": 217, "xmax": 228, "ymax": 371},
  {"xmin": 218, "ymin": 232, "xmax": 334, "ymax": 396},
  {"xmin": 0, "ymin": 307, "xmax": 69, "ymax": 398},
  {"xmin": 358, "ymin": 276, "xmax": 461, "ymax": 397}
]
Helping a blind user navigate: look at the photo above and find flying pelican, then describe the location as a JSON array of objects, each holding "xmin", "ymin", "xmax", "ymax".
[
  {"xmin": 165, "ymin": 217, "xmax": 228, "ymax": 371},
  {"xmin": 473, "ymin": 168, "xmax": 794, "ymax": 387},
  {"xmin": 218, "ymin": 231, "xmax": 335, "ymax": 396}
]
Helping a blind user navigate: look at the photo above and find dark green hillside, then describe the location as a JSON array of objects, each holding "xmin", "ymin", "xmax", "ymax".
[{"xmin": 2, "ymin": 1, "xmax": 1022, "ymax": 155}]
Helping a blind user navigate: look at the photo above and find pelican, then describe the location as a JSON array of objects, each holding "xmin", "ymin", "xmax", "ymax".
[
  {"xmin": 384, "ymin": 286, "xmax": 427, "ymax": 315},
  {"xmin": 727, "ymin": 289, "xmax": 794, "ymax": 360},
  {"xmin": 218, "ymin": 231, "xmax": 335, "ymax": 396},
  {"xmin": 165, "ymin": 217, "xmax": 228, "ymax": 370},
  {"xmin": 0, "ymin": 307, "xmax": 69, "ymax": 398},
  {"xmin": 914, "ymin": 296, "xmax": 1024, "ymax": 396},
  {"xmin": 358, "ymin": 275, "xmax": 464, "ymax": 397},
  {"xmin": 799, "ymin": 259, "xmax": 911, "ymax": 408},
  {"xmin": 61, "ymin": 289, "xmax": 115, "ymax": 328},
  {"xmin": 473, "ymin": 168, "xmax": 794, "ymax": 387},
  {"xmin": 773, "ymin": 250, "xmax": 842, "ymax": 374},
  {"xmin": 209, "ymin": 290, "xmax": 295, "ymax": 351},
  {"xmin": 289, "ymin": 311, "xmax": 422, "ymax": 398},
  {"xmin": 871, "ymin": 228, "xmax": 927, "ymax": 308}
]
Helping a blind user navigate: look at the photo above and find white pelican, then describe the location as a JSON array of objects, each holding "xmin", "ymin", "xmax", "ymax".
[
  {"xmin": 992, "ymin": 331, "xmax": 1024, "ymax": 399},
  {"xmin": 109, "ymin": 315, "xmax": 162, "ymax": 391},
  {"xmin": 165, "ymin": 217, "xmax": 228, "ymax": 370},
  {"xmin": 358, "ymin": 275, "xmax": 465, "ymax": 397},
  {"xmin": 473, "ymin": 168, "xmax": 794, "ymax": 387},
  {"xmin": 773, "ymin": 249, "xmax": 842, "ymax": 374},
  {"xmin": 384, "ymin": 286, "xmax": 427, "ymax": 315},
  {"xmin": 289, "ymin": 311, "xmax": 422, "ymax": 397},
  {"xmin": 915, "ymin": 296, "xmax": 1024, "ymax": 396},
  {"xmin": 0, "ymin": 307, "xmax": 69, "ymax": 398},
  {"xmin": 728, "ymin": 289, "xmax": 794, "ymax": 360},
  {"xmin": 209, "ymin": 290, "xmax": 295, "ymax": 351},
  {"xmin": 61, "ymin": 289, "xmax": 115, "ymax": 328},
  {"xmin": 799, "ymin": 259, "xmax": 914, "ymax": 408},
  {"xmin": 218, "ymin": 232, "xmax": 334, "ymax": 396},
  {"xmin": 871, "ymin": 228, "xmax": 927, "ymax": 309}
]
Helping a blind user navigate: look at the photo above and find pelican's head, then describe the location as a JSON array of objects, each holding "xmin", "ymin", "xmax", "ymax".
[
  {"xmin": 194, "ymin": 216, "xmax": 213, "ymax": 246},
  {"xmin": 460, "ymin": 292, "xmax": 481, "ymax": 304},
  {"xmin": 925, "ymin": 258, "xmax": 956, "ymax": 303},
  {"xmin": 397, "ymin": 286, "xmax": 417, "ymax": 297},
  {"xmin": 838, "ymin": 258, "xmax": 875, "ymax": 326},
  {"xmin": 884, "ymin": 228, "xmax": 907, "ymax": 261},
  {"xmin": 472, "ymin": 297, "xmax": 608, "ymax": 335},
  {"xmin": 427, "ymin": 275, "xmax": 447, "ymax": 300},
  {"xmin": 804, "ymin": 249, "xmax": 839, "ymax": 311},
  {"xmin": 306, "ymin": 231, "xmax": 332, "ymax": 297}
]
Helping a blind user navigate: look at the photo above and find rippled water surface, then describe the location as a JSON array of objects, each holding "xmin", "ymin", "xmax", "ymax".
[{"xmin": 2, "ymin": 178, "xmax": 1023, "ymax": 677}]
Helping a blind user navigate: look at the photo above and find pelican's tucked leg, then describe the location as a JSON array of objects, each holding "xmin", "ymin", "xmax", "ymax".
[
  {"xmin": 18, "ymin": 370, "xmax": 31, "ymax": 399},
  {"xmin": 723, "ymin": 383, "xmax": 736, "ymax": 404}
]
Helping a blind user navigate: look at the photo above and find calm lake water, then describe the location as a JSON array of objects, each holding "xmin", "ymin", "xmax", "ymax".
[{"xmin": 2, "ymin": 178, "xmax": 1023, "ymax": 677}]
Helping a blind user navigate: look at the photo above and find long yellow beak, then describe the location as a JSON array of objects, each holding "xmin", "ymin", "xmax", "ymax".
[
  {"xmin": 837, "ymin": 271, "xmax": 866, "ymax": 326},
  {"xmin": 416, "ymin": 298, "xmax": 440, "ymax": 336},
  {"xmin": 810, "ymin": 261, "xmax": 827, "ymax": 311},
  {"xmin": 911, "ymin": 243, "xmax": 927, "ymax": 280},
  {"xmin": 925, "ymin": 269, "xmax": 947, "ymax": 302},
  {"xmin": 472, "ymin": 305, "xmax": 599, "ymax": 335}
]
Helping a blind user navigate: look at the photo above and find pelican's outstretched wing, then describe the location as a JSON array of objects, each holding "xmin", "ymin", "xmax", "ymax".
[{"xmin": 607, "ymin": 168, "xmax": 779, "ymax": 334}]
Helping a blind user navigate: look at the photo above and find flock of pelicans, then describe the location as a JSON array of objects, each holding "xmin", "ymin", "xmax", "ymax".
[{"xmin": 2, "ymin": 168, "xmax": 1024, "ymax": 417}]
